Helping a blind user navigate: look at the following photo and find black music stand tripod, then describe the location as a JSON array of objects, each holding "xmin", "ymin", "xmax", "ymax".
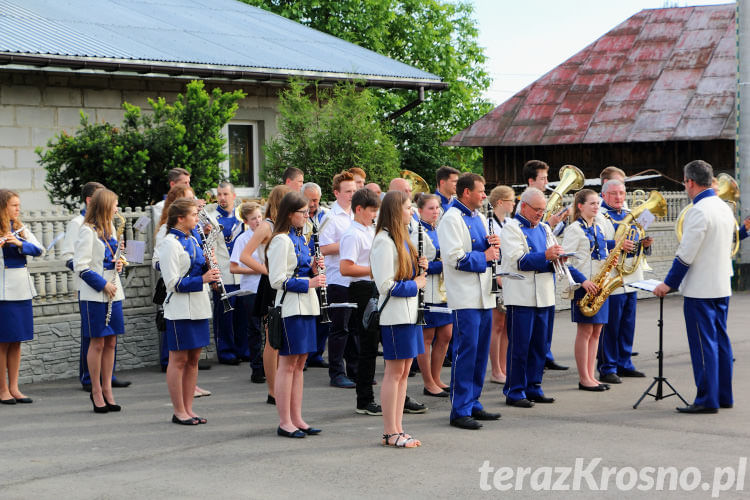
[{"xmin": 633, "ymin": 296, "xmax": 688, "ymax": 409}]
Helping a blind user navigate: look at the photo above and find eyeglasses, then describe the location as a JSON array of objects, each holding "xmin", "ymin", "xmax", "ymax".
[
  {"xmin": 295, "ymin": 209, "xmax": 310, "ymax": 216},
  {"xmin": 502, "ymin": 199, "xmax": 516, "ymax": 203},
  {"xmin": 527, "ymin": 205, "xmax": 546, "ymax": 213}
]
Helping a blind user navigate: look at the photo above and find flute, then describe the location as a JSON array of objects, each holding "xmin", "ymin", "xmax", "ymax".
[
  {"xmin": 416, "ymin": 222, "xmax": 427, "ymax": 326},
  {"xmin": 484, "ymin": 205, "xmax": 501, "ymax": 294},
  {"xmin": 105, "ymin": 213, "xmax": 127, "ymax": 326},
  {"xmin": 0, "ymin": 225, "xmax": 26, "ymax": 245},
  {"xmin": 311, "ymin": 220, "xmax": 331, "ymax": 324}
]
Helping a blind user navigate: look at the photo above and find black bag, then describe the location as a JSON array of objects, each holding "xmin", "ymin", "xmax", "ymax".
[
  {"xmin": 266, "ymin": 290, "xmax": 287, "ymax": 350},
  {"xmin": 152, "ymin": 277, "xmax": 167, "ymax": 305},
  {"xmin": 362, "ymin": 294, "xmax": 390, "ymax": 330},
  {"xmin": 155, "ymin": 308, "xmax": 166, "ymax": 331}
]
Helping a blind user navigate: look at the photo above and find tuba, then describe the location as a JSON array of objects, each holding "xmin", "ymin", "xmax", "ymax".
[
  {"xmin": 401, "ymin": 170, "xmax": 430, "ymax": 196},
  {"xmin": 675, "ymin": 173, "xmax": 740, "ymax": 256},
  {"xmin": 542, "ymin": 165, "xmax": 584, "ymax": 223}
]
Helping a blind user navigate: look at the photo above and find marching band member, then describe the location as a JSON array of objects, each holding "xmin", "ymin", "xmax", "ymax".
[
  {"xmin": 302, "ymin": 182, "xmax": 329, "ymax": 368},
  {"xmin": 152, "ymin": 167, "xmax": 191, "ymax": 229},
  {"xmin": 438, "ymin": 173, "xmax": 500, "ymax": 429},
  {"xmin": 435, "ymin": 166, "xmax": 459, "ymax": 215},
  {"xmin": 411, "ymin": 193, "xmax": 452, "ymax": 397},
  {"xmin": 487, "ymin": 185, "xmax": 515, "ymax": 386},
  {"xmin": 282, "ymin": 167, "xmax": 304, "ymax": 193},
  {"xmin": 740, "ymin": 216, "xmax": 749, "ymax": 241},
  {"xmin": 239, "ymin": 185, "xmax": 292, "ymax": 404},
  {"xmin": 205, "ymin": 181, "xmax": 245, "ymax": 365},
  {"xmin": 157, "ymin": 197, "xmax": 218, "ymax": 425},
  {"xmin": 523, "ymin": 160, "xmax": 568, "ymax": 371},
  {"xmin": 74, "ymin": 188, "xmax": 126, "ymax": 413},
  {"xmin": 365, "ymin": 183, "xmax": 382, "ymax": 199},
  {"xmin": 654, "ymin": 160, "xmax": 735, "ymax": 414},
  {"xmin": 229, "ymin": 202, "xmax": 265, "ymax": 383},
  {"xmin": 0, "ymin": 190, "xmax": 43, "ymax": 405},
  {"xmin": 319, "ymin": 171, "xmax": 357, "ymax": 389},
  {"xmin": 61, "ymin": 181, "xmax": 130, "ymax": 392},
  {"xmin": 562, "ymin": 189, "xmax": 616, "ymax": 392},
  {"xmin": 500, "ymin": 187, "xmax": 559, "ymax": 408},
  {"xmin": 388, "ymin": 178, "xmax": 418, "ymax": 234},
  {"xmin": 597, "ymin": 180, "xmax": 648, "ymax": 384},
  {"xmin": 267, "ymin": 192, "xmax": 326, "ymax": 438},
  {"xmin": 349, "ymin": 167, "xmax": 366, "ymax": 190},
  {"xmin": 340, "ymin": 188, "xmax": 381, "ymax": 416},
  {"xmin": 371, "ymin": 191, "xmax": 426, "ymax": 447}
]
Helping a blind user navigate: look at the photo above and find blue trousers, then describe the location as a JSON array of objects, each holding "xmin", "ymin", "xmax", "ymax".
[
  {"xmin": 241, "ymin": 294, "xmax": 264, "ymax": 373},
  {"xmin": 450, "ymin": 308, "xmax": 492, "ymax": 420},
  {"xmin": 544, "ymin": 309, "xmax": 556, "ymax": 363},
  {"xmin": 684, "ymin": 297, "xmax": 733, "ymax": 409},
  {"xmin": 504, "ymin": 305, "xmax": 553, "ymax": 401},
  {"xmin": 598, "ymin": 292, "xmax": 637, "ymax": 375},
  {"xmin": 78, "ymin": 297, "xmax": 118, "ymax": 386},
  {"xmin": 308, "ymin": 318, "xmax": 330, "ymax": 363},
  {"xmin": 213, "ymin": 285, "xmax": 244, "ymax": 362}
]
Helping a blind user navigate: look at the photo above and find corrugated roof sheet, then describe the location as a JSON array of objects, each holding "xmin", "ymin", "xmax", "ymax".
[
  {"xmin": 446, "ymin": 4, "xmax": 735, "ymax": 147},
  {"xmin": 0, "ymin": 0, "xmax": 442, "ymax": 84}
]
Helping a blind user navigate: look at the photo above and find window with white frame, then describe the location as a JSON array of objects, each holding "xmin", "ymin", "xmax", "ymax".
[{"xmin": 221, "ymin": 121, "xmax": 260, "ymax": 195}]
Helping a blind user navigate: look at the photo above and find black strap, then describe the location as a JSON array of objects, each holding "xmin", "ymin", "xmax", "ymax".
[{"xmin": 164, "ymin": 267, "xmax": 193, "ymax": 305}]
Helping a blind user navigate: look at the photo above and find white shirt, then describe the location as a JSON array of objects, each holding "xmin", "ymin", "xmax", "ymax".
[
  {"xmin": 230, "ymin": 228, "xmax": 261, "ymax": 293},
  {"xmin": 319, "ymin": 200, "xmax": 353, "ymax": 287},
  {"xmin": 339, "ymin": 221, "xmax": 375, "ymax": 283}
]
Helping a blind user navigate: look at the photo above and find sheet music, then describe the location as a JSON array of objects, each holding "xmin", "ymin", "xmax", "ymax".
[
  {"xmin": 132, "ymin": 215, "xmax": 151, "ymax": 233},
  {"xmin": 636, "ymin": 209, "xmax": 655, "ymax": 231},
  {"xmin": 125, "ymin": 240, "xmax": 146, "ymax": 264},
  {"xmin": 628, "ymin": 279, "xmax": 662, "ymax": 292}
]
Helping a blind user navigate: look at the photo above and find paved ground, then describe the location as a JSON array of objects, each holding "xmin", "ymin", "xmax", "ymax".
[{"xmin": 2, "ymin": 293, "xmax": 748, "ymax": 499}]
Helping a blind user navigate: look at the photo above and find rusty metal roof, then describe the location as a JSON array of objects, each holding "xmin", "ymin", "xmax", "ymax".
[{"xmin": 446, "ymin": 4, "xmax": 736, "ymax": 147}]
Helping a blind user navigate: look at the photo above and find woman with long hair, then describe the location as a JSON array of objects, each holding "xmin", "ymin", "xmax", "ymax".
[
  {"xmin": 239, "ymin": 184, "xmax": 292, "ymax": 405},
  {"xmin": 563, "ymin": 189, "xmax": 615, "ymax": 392},
  {"xmin": 157, "ymin": 198, "xmax": 220, "ymax": 425},
  {"xmin": 267, "ymin": 192, "xmax": 326, "ymax": 437},
  {"xmin": 0, "ymin": 189, "xmax": 43, "ymax": 405},
  {"xmin": 487, "ymin": 185, "xmax": 516, "ymax": 385},
  {"xmin": 410, "ymin": 193, "xmax": 451, "ymax": 397},
  {"xmin": 74, "ymin": 188, "xmax": 126, "ymax": 413},
  {"xmin": 371, "ymin": 191, "xmax": 427, "ymax": 448}
]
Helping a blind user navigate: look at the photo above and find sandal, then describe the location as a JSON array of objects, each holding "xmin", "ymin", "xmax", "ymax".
[
  {"xmin": 192, "ymin": 416, "xmax": 207, "ymax": 424},
  {"xmin": 399, "ymin": 432, "xmax": 421, "ymax": 447},
  {"xmin": 382, "ymin": 433, "xmax": 418, "ymax": 448}
]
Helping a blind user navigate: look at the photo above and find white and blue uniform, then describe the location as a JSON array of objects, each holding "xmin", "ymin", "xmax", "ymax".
[
  {"xmin": 663, "ymin": 188, "xmax": 735, "ymax": 409},
  {"xmin": 0, "ymin": 223, "xmax": 42, "ymax": 343},
  {"xmin": 410, "ymin": 219, "xmax": 450, "ymax": 328},
  {"xmin": 158, "ymin": 228, "xmax": 212, "ymax": 351},
  {"xmin": 562, "ymin": 218, "xmax": 614, "ymax": 324},
  {"xmin": 436, "ymin": 190, "xmax": 454, "ymax": 218},
  {"xmin": 306, "ymin": 208, "xmax": 330, "ymax": 364},
  {"xmin": 500, "ymin": 214, "xmax": 556, "ymax": 402},
  {"xmin": 267, "ymin": 228, "xmax": 320, "ymax": 356},
  {"xmin": 437, "ymin": 201, "xmax": 494, "ymax": 420},
  {"xmin": 74, "ymin": 224, "xmax": 125, "ymax": 338}
]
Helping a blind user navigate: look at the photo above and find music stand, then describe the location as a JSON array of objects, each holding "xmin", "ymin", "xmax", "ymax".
[{"xmin": 628, "ymin": 285, "xmax": 688, "ymax": 409}]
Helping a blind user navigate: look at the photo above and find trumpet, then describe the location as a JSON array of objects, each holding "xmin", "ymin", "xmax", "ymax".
[
  {"xmin": 546, "ymin": 227, "xmax": 579, "ymax": 294},
  {"xmin": 198, "ymin": 208, "xmax": 233, "ymax": 313}
]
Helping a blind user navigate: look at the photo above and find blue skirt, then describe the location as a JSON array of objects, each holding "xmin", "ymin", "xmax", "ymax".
[
  {"xmin": 80, "ymin": 300, "xmax": 125, "ymax": 338},
  {"xmin": 280, "ymin": 315, "xmax": 316, "ymax": 356},
  {"xmin": 381, "ymin": 324, "xmax": 424, "ymax": 360},
  {"xmin": 166, "ymin": 319, "xmax": 210, "ymax": 351},
  {"xmin": 424, "ymin": 303, "xmax": 452, "ymax": 328},
  {"xmin": 0, "ymin": 300, "xmax": 33, "ymax": 342},
  {"xmin": 571, "ymin": 287, "xmax": 609, "ymax": 324}
]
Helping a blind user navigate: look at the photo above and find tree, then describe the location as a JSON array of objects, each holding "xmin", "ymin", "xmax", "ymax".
[
  {"xmin": 38, "ymin": 80, "xmax": 245, "ymax": 210},
  {"xmin": 241, "ymin": 0, "xmax": 493, "ymax": 186},
  {"xmin": 262, "ymin": 80, "xmax": 401, "ymax": 197}
]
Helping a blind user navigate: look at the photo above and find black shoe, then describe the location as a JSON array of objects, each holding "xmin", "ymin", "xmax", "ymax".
[
  {"xmin": 423, "ymin": 388, "xmax": 449, "ymax": 398},
  {"xmin": 251, "ymin": 372, "xmax": 266, "ymax": 384},
  {"xmin": 307, "ymin": 359, "xmax": 329, "ymax": 368},
  {"xmin": 506, "ymin": 398, "xmax": 535, "ymax": 408},
  {"xmin": 618, "ymin": 368, "xmax": 645, "ymax": 378},
  {"xmin": 172, "ymin": 414, "xmax": 198, "ymax": 425},
  {"xmin": 528, "ymin": 395, "xmax": 555, "ymax": 404},
  {"xmin": 198, "ymin": 361, "xmax": 211, "ymax": 370},
  {"xmin": 631, "ymin": 352, "xmax": 639, "ymax": 357},
  {"xmin": 676, "ymin": 404, "xmax": 718, "ymax": 414},
  {"xmin": 720, "ymin": 403, "xmax": 733, "ymax": 409},
  {"xmin": 450, "ymin": 416, "xmax": 482, "ymax": 430},
  {"xmin": 599, "ymin": 373, "xmax": 622, "ymax": 384},
  {"xmin": 442, "ymin": 358, "xmax": 452, "ymax": 368},
  {"xmin": 14, "ymin": 397, "xmax": 32, "ymax": 404},
  {"xmin": 0, "ymin": 398, "xmax": 16, "ymax": 405},
  {"xmin": 578, "ymin": 383, "xmax": 606, "ymax": 392},
  {"xmin": 545, "ymin": 360, "xmax": 569, "ymax": 370},
  {"xmin": 103, "ymin": 396, "xmax": 121, "ymax": 412},
  {"xmin": 111, "ymin": 379, "xmax": 131, "ymax": 388},
  {"xmin": 277, "ymin": 426, "xmax": 306, "ymax": 438},
  {"xmin": 299, "ymin": 427, "xmax": 322, "ymax": 435},
  {"xmin": 219, "ymin": 358, "xmax": 241, "ymax": 366},
  {"xmin": 599, "ymin": 383, "xmax": 611, "ymax": 390},
  {"xmin": 404, "ymin": 396, "xmax": 428, "ymax": 414},
  {"xmin": 160, "ymin": 365, "xmax": 168, "ymax": 373},
  {"xmin": 472, "ymin": 409, "xmax": 501, "ymax": 420},
  {"xmin": 90, "ymin": 393, "xmax": 108, "ymax": 414},
  {"xmin": 266, "ymin": 394, "xmax": 276, "ymax": 405},
  {"xmin": 81, "ymin": 384, "xmax": 92, "ymax": 392},
  {"xmin": 355, "ymin": 402, "xmax": 383, "ymax": 416}
]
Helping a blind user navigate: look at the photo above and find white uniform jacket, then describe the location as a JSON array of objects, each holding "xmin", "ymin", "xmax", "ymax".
[
  {"xmin": 665, "ymin": 190, "xmax": 734, "ymax": 298},
  {"xmin": 436, "ymin": 203, "xmax": 494, "ymax": 310},
  {"xmin": 0, "ymin": 225, "xmax": 43, "ymax": 301},
  {"xmin": 499, "ymin": 216, "xmax": 556, "ymax": 308},
  {"xmin": 158, "ymin": 232, "xmax": 212, "ymax": 320},
  {"xmin": 371, "ymin": 231, "xmax": 418, "ymax": 325},
  {"xmin": 268, "ymin": 232, "xmax": 320, "ymax": 318},
  {"xmin": 152, "ymin": 223, "xmax": 167, "ymax": 270},
  {"xmin": 74, "ymin": 224, "xmax": 125, "ymax": 303},
  {"xmin": 561, "ymin": 220, "xmax": 607, "ymax": 283}
]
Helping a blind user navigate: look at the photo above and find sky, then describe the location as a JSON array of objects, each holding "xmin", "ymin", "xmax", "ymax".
[{"xmin": 471, "ymin": 0, "xmax": 734, "ymax": 105}]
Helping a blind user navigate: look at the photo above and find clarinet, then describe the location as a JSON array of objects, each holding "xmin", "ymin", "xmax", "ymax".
[
  {"xmin": 416, "ymin": 222, "xmax": 427, "ymax": 326},
  {"xmin": 485, "ymin": 204, "xmax": 501, "ymax": 294},
  {"xmin": 311, "ymin": 219, "xmax": 331, "ymax": 324},
  {"xmin": 198, "ymin": 208, "xmax": 233, "ymax": 313}
]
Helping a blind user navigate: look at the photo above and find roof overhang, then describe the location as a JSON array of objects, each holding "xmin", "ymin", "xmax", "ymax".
[{"xmin": 0, "ymin": 52, "xmax": 448, "ymax": 91}]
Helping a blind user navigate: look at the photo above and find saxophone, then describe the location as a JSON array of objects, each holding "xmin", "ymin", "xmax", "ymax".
[
  {"xmin": 577, "ymin": 234, "xmax": 624, "ymax": 318},
  {"xmin": 105, "ymin": 212, "xmax": 128, "ymax": 326}
]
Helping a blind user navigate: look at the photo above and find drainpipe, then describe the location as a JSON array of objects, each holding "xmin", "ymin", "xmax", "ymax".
[
  {"xmin": 738, "ymin": 1, "xmax": 750, "ymax": 280},
  {"xmin": 387, "ymin": 86, "xmax": 425, "ymax": 120}
]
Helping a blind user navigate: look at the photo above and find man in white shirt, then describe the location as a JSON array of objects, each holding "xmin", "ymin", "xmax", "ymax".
[
  {"xmin": 282, "ymin": 167, "xmax": 304, "ymax": 192},
  {"xmin": 151, "ymin": 167, "xmax": 191, "ymax": 226},
  {"xmin": 320, "ymin": 171, "xmax": 357, "ymax": 388},
  {"xmin": 340, "ymin": 188, "xmax": 381, "ymax": 414}
]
